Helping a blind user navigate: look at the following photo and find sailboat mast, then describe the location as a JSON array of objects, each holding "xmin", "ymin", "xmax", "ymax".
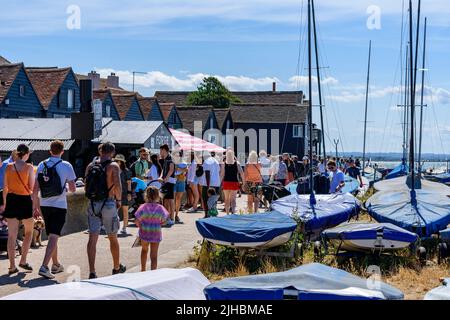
[
  {"xmin": 408, "ymin": 0, "xmax": 416, "ymax": 194},
  {"xmin": 418, "ymin": 17, "xmax": 427, "ymax": 170},
  {"xmin": 307, "ymin": 0, "xmax": 315, "ymax": 204},
  {"xmin": 362, "ymin": 40, "xmax": 372, "ymax": 176},
  {"xmin": 311, "ymin": 0, "xmax": 326, "ymax": 159},
  {"xmin": 403, "ymin": 44, "xmax": 409, "ymax": 163}
]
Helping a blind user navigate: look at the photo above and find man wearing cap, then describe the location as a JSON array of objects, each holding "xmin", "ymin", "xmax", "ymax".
[{"xmin": 130, "ymin": 148, "xmax": 151, "ymax": 180}]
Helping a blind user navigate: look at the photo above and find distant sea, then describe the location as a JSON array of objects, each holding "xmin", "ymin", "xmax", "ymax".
[{"xmin": 371, "ymin": 161, "xmax": 449, "ymax": 171}]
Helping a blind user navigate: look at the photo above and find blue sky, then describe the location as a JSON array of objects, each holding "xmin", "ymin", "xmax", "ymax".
[{"xmin": 1, "ymin": 0, "xmax": 450, "ymax": 154}]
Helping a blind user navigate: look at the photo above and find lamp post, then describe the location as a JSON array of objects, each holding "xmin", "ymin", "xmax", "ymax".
[{"xmin": 132, "ymin": 71, "xmax": 147, "ymax": 92}]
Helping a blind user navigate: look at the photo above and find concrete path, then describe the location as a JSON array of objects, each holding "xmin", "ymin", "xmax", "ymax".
[{"xmin": 0, "ymin": 195, "xmax": 250, "ymax": 298}]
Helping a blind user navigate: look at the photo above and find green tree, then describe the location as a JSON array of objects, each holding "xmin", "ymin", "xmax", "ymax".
[{"xmin": 187, "ymin": 76, "xmax": 241, "ymax": 108}]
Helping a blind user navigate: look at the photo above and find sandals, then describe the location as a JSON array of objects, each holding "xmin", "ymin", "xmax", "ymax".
[
  {"xmin": 19, "ymin": 263, "xmax": 33, "ymax": 271},
  {"xmin": 8, "ymin": 267, "xmax": 19, "ymax": 275}
]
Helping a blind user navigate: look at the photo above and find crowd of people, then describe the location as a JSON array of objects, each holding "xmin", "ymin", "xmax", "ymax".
[{"xmin": 0, "ymin": 140, "xmax": 366, "ymax": 280}]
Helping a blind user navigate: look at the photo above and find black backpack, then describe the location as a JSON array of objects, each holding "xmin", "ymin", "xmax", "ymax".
[
  {"xmin": 85, "ymin": 160, "xmax": 112, "ymax": 201},
  {"xmin": 195, "ymin": 165, "xmax": 204, "ymax": 177},
  {"xmin": 38, "ymin": 160, "xmax": 63, "ymax": 198}
]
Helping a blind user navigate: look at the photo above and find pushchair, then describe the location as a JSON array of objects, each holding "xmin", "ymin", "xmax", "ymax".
[
  {"xmin": 128, "ymin": 178, "xmax": 160, "ymax": 219},
  {"xmin": 295, "ymin": 173, "xmax": 330, "ymax": 195},
  {"xmin": 0, "ymin": 216, "xmax": 22, "ymax": 257}
]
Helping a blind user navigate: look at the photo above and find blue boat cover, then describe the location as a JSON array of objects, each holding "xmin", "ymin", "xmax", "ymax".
[
  {"xmin": 342, "ymin": 175, "xmax": 360, "ymax": 194},
  {"xmin": 440, "ymin": 228, "xmax": 450, "ymax": 241},
  {"xmin": 366, "ymin": 188, "xmax": 450, "ymax": 238},
  {"xmin": 424, "ymin": 278, "xmax": 450, "ymax": 300},
  {"xmin": 272, "ymin": 193, "xmax": 360, "ymax": 235},
  {"xmin": 386, "ymin": 162, "xmax": 409, "ymax": 180},
  {"xmin": 322, "ymin": 222, "xmax": 418, "ymax": 243},
  {"xmin": 432, "ymin": 173, "xmax": 450, "ymax": 184},
  {"xmin": 195, "ymin": 211, "xmax": 297, "ymax": 244},
  {"xmin": 204, "ymin": 263, "xmax": 404, "ymax": 300}
]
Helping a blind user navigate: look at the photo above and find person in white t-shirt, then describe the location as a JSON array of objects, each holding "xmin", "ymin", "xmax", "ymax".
[
  {"xmin": 146, "ymin": 154, "xmax": 162, "ymax": 189},
  {"xmin": 199, "ymin": 152, "xmax": 222, "ymax": 218},
  {"xmin": 186, "ymin": 152, "xmax": 201, "ymax": 213},
  {"xmin": 258, "ymin": 150, "xmax": 271, "ymax": 184},
  {"xmin": 33, "ymin": 140, "xmax": 77, "ymax": 279}
]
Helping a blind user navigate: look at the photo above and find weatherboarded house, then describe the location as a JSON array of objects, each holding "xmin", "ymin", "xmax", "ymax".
[
  {"xmin": 159, "ymin": 103, "xmax": 182, "ymax": 129},
  {"xmin": 26, "ymin": 67, "xmax": 80, "ymax": 118},
  {"xmin": 0, "ymin": 63, "xmax": 43, "ymax": 118},
  {"xmin": 93, "ymin": 89, "xmax": 121, "ymax": 120},
  {"xmin": 111, "ymin": 93, "xmax": 144, "ymax": 121}
]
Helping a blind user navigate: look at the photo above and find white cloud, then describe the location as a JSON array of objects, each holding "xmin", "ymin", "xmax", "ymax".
[{"xmin": 95, "ymin": 68, "xmax": 280, "ymax": 91}]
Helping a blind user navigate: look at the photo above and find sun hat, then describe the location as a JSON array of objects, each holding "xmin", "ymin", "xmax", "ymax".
[{"xmin": 114, "ymin": 154, "xmax": 126, "ymax": 163}]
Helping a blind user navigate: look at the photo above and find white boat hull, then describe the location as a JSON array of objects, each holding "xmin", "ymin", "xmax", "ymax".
[
  {"xmin": 205, "ymin": 231, "xmax": 294, "ymax": 249},
  {"xmin": 330, "ymin": 238, "xmax": 412, "ymax": 252}
]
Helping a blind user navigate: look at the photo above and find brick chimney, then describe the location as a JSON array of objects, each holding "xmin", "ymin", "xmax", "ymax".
[
  {"xmin": 88, "ymin": 71, "xmax": 100, "ymax": 89},
  {"xmin": 272, "ymin": 82, "xmax": 276, "ymax": 92},
  {"xmin": 107, "ymin": 72, "xmax": 119, "ymax": 88}
]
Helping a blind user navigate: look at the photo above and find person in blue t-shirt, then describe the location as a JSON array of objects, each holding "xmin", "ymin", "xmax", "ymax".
[
  {"xmin": 328, "ymin": 160, "xmax": 345, "ymax": 194},
  {"xmin": 0, "ymin": 151, "xmax": 17, "ymax": 208}
]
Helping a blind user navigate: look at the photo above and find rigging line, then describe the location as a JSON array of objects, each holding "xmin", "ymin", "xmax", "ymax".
[
  {"xmin": 426, "ymin": 73, "xmax": 447, "ymax": 156},
  {"xmin": 295, "ymin": 0, "xmax": 305, "ymax": 82}
]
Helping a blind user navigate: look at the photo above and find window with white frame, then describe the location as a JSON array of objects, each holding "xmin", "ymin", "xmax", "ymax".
[
  {"xmin": 105, "ymin": 105, "xmax": 111, "ymax": 117},
  {"xmin": 67, "ymin": 89, "xmax": 74, "ymax": 109},
  {"xmin": 293, "ymin": 124, "xmax": 303, "ymax": 138}
]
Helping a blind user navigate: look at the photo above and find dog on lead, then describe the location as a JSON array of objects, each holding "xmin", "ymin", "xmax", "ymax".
[{"xmin": 32, "ymin": 217, "xmax": 45, "ymax": 248}]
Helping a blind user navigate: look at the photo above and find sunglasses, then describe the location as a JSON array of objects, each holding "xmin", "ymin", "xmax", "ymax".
[{"xmin": 328, "ymin": 166, "xmax": 336, "ymax": 169}]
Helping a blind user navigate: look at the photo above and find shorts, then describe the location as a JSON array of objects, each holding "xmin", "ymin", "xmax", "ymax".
[
  {"xmin": 41, "ymin": 206, "xmax": 66, "ymax": 236},
  {"xmin": 222, "ymin": 181, "xmax": 240, "ymax": 191},
  {"xmin": 0, "ymin": 190, "xmax": 3, "ymax": 206},
  {"xmin": 175, "ymin": 180, "xmax": 186, "ymax": 193},
  {"xmin": 188, "ymin": 177, "xmax": 199, "ymax": 185},
  {"xmin": 3, "ymin": 193, "xmax": 32, "ymax": 220},
  {"xmin": 87, "ymin": 199, "xmax": 120, "ymax": 235},
  {"xmin": 121, "ymin": 193, "xmax": 129, "ymax": 206},
  {"xmin": 161, "ymin": 183, "xmax": 175, "ymax": 200}
]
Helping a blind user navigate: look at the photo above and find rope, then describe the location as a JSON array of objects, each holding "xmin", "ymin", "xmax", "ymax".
[{"xmin": 80, "ymin": 280, "xmax": 157, "ymax": 300}]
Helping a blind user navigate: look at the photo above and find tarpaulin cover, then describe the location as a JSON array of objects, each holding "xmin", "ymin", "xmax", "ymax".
[
  {"xmin": 440, "ymin": 228, "xmax": 450, "ymax": 241},
  {"xmin": 196, "ymin": 211, "xmax": 296, "ymax": 244},
  {"xmin": 322, "ymin": 222, "xmax": 418, "ymax": 243},
  {"xmin": 366, "ymin": 187, "xmax": 450, "ymax": 237},
  {"xmin": 1, "ymin": 268, "xmax": 210, "ymax": 300},
  {"xmin": 430, "ymin": 173, "xmax": 450, "ymax": 184},
  {"xmin": 374, "ymin": 176, "xmax": 450, "ymax": 193},
  {"xmin": 424, "ymin": 278, "xmax": 450, "ymax": 300},
  {"xmin": 385, "ymin": 162, "xmax": 409, "ymax": 180},
  {"xmin": 169, "ymin": 128, "xmax": 225, "ymax": 153},
  {"xmin": 196, "ymin": 211, "xmax": 296, "ymax": 245},
  {"xmin": 271, "ymin": 193, "xmax": 360, "ymax": 234},
  {"xmin": 204, "ymin": 263, "xmax": 403, "ymax": 300},
  {"xmin": 341, "ymin": 175, "xmax": 360, "ymax": 194}
]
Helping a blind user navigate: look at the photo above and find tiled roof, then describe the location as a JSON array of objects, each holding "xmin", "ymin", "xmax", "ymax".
[
  {"xmin": 0, "ymin": 56, "xmax": 11, "ymax": 65},
  {"xmin": 111, "ymin": 93, "xmax": 137, "ymax": 120},
  {"xmin": 176, "ymin": 106, "xmax": 213, "ymax": 133},
  {"xmin": 230, "ymin": 103, "xmax": 308, "ymax": 124},
  {"xmin": 0, "ymin": 63, "xmax": 23, "ymax": 103},
  {"xmin": 213, "ymin": 108, "xmax": 231, "ymax": 129},
  {"xmin": 159, "ymin": 102, "xmax": 176, "ymax": 122},
  {"xmin": 75, "ymin": 73, "xmax": 125, "ymax": 91},
  {"xmin": 26, "ymin": 67, "xmax": 72, "ymax": 108},
  {"xmin": 137, "ymin": 97, "xmax": 156, "ymax": 119},
  {"xmin": 154, "ymin": 90, "xmax": 304, "ymax": 105},
  {"xmin": 93, "ymin": 89, "xmax": 110, "ymax": 101}
]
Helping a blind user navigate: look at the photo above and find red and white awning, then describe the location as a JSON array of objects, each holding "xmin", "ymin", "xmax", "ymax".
[{"xmin": 169, "ymin": 129, "xmax": 225, "ymax": 153}]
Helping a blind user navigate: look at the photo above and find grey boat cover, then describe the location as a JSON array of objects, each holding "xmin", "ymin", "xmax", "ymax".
[
  {"xmin": 204, "ymin": 263, "xmax": 403, "ymax": 300},
  {"xmin": 424, "ymin": 278, "xmax": 450, "ymax": 300}
]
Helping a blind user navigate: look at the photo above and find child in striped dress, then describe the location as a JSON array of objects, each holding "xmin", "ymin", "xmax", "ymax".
[{"xmin": 134, "ymin": 186, "xmax": 169, "ymax": 271}]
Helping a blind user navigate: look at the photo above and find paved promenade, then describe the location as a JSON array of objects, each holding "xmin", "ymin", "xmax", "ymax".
[{"xmin": 0, "ymin": 196, "xmax": 249, "ymax": 298}]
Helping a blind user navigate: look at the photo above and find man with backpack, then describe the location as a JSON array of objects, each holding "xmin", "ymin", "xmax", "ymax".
[
  {"xmin": 33, "ymin": 140, "xmax": 77, "ymax": 279},
  {"xmin": 84, "ymin": 142, "xmax": 126, "ymax": 279}
]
